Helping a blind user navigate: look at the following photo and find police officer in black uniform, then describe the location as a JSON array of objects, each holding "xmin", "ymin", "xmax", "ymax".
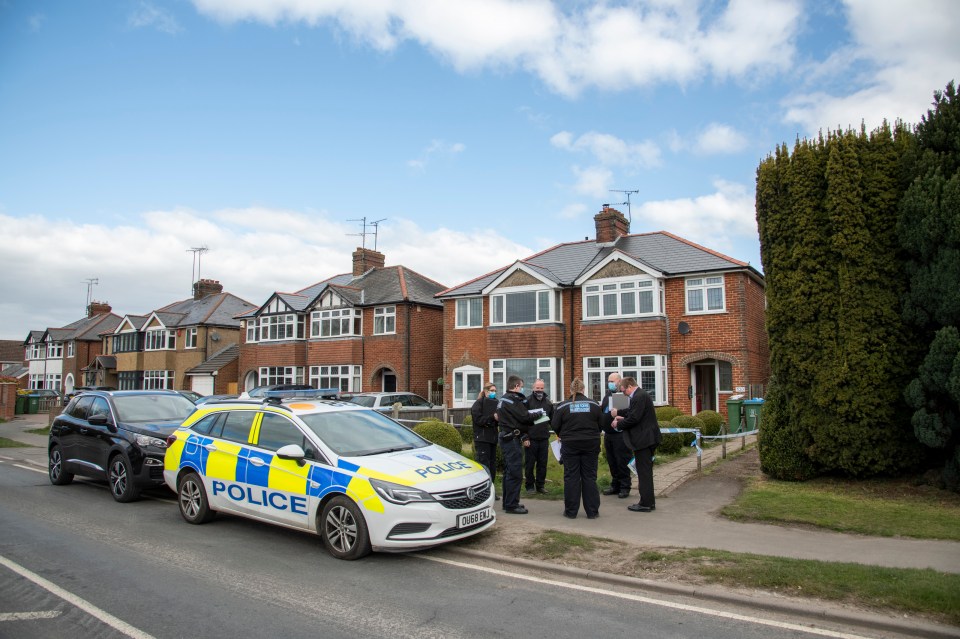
[
  {"xmin": 552, "ymin": 377, "xmax": 603, "ymax": 519},
  {"xmin": 496, "ymin": 375, "xmax": 536, "ymax": 514},
  {"xmin": 470, "ymin": 382, "xmax": 499, "ymax": 500},
  {"xmin": 524, "ymin": 378, "xmax": 553, "ymax": 494},
  {"xmin": 600, "ymin": 373, "xmax": 632, "ymax": 498}
]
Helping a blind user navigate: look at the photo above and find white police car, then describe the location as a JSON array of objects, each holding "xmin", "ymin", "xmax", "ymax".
[{"xmin": 163, "ymin": 392, "xmax": 494, "ymax": 560}]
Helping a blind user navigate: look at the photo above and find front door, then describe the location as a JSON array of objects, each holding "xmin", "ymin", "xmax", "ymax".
[
  {"xmin": 382, "ymin": 372, "xmax": 397, "ymax": 392},
  {"xmin": 693, "ymin": 364, "xmax": 717, "ymax": 413}
]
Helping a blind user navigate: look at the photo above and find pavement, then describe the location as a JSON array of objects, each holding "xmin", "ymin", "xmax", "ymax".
[{"xmin": 4, "ymin": 411, "xmax": 960, "ymax": 638}]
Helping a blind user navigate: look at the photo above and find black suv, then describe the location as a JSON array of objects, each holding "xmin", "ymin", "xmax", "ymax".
[{"xmin": 48, "ymin": 390, "xmax": 197, "ymax": 502}]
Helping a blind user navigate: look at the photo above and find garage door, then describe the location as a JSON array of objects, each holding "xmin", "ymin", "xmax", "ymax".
[{"xmin": 191, "ymin": 376, "xmax": 215, "ymax": 396}]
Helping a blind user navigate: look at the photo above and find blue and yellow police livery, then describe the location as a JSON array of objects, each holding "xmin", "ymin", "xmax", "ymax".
[{"xmin": 163, "ymin": 394, "xmax": 494, "ymax": 560}]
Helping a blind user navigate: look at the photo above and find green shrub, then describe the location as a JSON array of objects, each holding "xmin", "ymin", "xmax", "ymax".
[
  {"xmin": 458, "ymin": 415, "xmax": 474, "ymax": 443},
  {"xmin": 413, "ymin": 418, "xmax": 463, "ymax": 454},
  {"xmin": 696, "ymin": 410, "xmax": 723, "ymax": 436},
  {"xmin": 657, "ymin": 420, "xmax": 684, "ymax": 454},
  {"xmin": 656, "ymin": 405, "xmax": 683, "ymax": 422}
]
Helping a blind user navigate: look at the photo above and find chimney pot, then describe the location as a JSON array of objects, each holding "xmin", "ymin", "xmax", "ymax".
[
  {"xmin": 352, "ymin": 248, "xmax": 386, "ymax": 276},
  {"xmin": 594, "ymin": 206, "xmax": 630, "ymax": 243}
]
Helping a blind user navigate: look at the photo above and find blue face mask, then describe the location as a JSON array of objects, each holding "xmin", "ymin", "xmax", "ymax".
[
  {"xmin": 488, "ymin": 392, "xmax": 496, "ymax": 399},
  {"xmin": 608, "ymin": 382, "xmax": 618, "ymax": 391}
]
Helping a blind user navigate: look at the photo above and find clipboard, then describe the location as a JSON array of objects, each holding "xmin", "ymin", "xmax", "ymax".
[
  {"xmin": 611, "ymin": 392, "xmax": 630, "ymax": 411},
  {"xmin": 550, "ymin": 440, "xmax": 562, "ymax": 461}
]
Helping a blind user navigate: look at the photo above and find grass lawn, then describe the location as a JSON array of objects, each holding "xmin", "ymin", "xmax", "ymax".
[
  {"xmin": 519, "ymin": 531, "xmax": 960, "ymax": 625},
  {"xmin": 0, "ymin": 436, "xmax": 32, "ymax": 448},
  {"xmin": 722, "ymin": 475, "xmax": 960, "ymax": 541},
  {"xmin": 26, "ymin": 426, "xmax": 50, "ymax": 436}
]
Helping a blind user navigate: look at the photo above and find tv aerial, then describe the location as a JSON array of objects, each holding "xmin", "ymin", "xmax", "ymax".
[
  {"xmin": 347, "ymin": 216, "xmax": 387, "ymax": 251},
  {"xmin": 607, "ymin": 189, "xmax": 639, "ymax": 223}
]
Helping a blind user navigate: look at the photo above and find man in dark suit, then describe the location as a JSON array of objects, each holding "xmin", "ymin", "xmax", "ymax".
[
  {"xmin": 612, "ymin": 376, "xmax": 661, "ymax": 512},
  {"xmin": 599, "ymin": 373, "xmax": 632, "ymax": 498}
]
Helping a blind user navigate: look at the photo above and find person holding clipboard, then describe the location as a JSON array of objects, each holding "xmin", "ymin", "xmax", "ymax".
[{"xmin": 611, "ymin": 377, "xmax": 661, "ymax": 512}]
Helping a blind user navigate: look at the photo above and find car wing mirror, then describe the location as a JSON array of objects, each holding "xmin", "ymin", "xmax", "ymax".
[
  {"xmin": 276, "ymin": 444, "xmax": 306, "ymax": 466},
  {"xmin": 88, "ymin": 414, "xmax": 108, "ymax": 426}
]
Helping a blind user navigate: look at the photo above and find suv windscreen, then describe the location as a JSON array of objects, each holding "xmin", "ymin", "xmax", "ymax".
[
  {"xmin": 345, "ymin": 395, "xmax": 376, "ymax": 407},
  {"xmin": 299, "ymin": 410, "xmax": 428, "ymax": 456},
  {"xmin": 112, "ymin": 394, "xmax": 197, "ymax": 422}
]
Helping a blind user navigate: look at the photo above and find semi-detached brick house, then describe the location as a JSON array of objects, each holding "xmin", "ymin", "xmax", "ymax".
[
  {"xmin": 21, "ymin": 303, "xmax": 121, "ymax": 394},
  {"xmin": 102, "ymin": 280, "xmax": 257, "ymax": 394},
  {"xmin": 436, "ymin": 206, "xmax": 769, "ymax": 419},
  {"xmin": 237, "ymin": 248, "xmax": 445, "ymax": 397}
]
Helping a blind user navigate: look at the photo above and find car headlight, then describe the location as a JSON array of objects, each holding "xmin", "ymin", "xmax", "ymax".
[
  {"xmin": 369, "ymin": 478, "xmax": 435, "ymax": 505},
  {"xmin": 135, "ymin": 435, "xmax": 168, "ymax": 449}
]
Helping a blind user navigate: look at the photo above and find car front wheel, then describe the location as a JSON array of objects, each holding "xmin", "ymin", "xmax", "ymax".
[
  {"xmin": 108, "ymin": 454, "xmax": 140, "ymax": 503},
  {"xmin": 177, "ymin": 472, "xmax": 216, "ymax": 524},
  {"xmin": 320, "ymin": 495, "xmax": 371, "ymax": 560},
  {"xmin": 48, "ymin": 446, "xmax": 74, "ymax": 486}
]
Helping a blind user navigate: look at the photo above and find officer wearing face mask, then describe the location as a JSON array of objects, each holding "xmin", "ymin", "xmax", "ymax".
[
  {"xmin": 470, "ymin": 382, "xmax": 500, "ymax": 498},
  {"xmin": 600, "ymin": 372, "xmax": 632, "ymax": 498},
  {"xmin": 496, "ymin": 376, "xmax": 536, "ymax": 514},
  {"xmin": 524, "ymin": 378, "xmax": 554, "ymax": 494}
]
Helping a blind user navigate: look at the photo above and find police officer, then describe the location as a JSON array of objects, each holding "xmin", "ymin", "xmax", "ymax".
[
  {"xmin": 470, "ymin": 382, "xmax": 500, "ymax": 500},
  {"xmin": 524, "ymin": 378, "xmax": 553, "ymax": 494},
  {"xmin": 551, "ymin": 378, "xmax": 602, "ymax": 519},
  {"xmin": 496, "ymin": 375, "xmax": 536, "ymax": 514},
  {"xmin": 612, "ymin": 376, "xmax": 662, "ymax": 512},
  {"xmin": 600, "ymin": 373, "xmax": 632, "ymax": 498}
]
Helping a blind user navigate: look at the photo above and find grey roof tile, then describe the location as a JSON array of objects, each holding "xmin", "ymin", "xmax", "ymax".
[{"xmin": 185, "ymin": 344, "xmax": 239, "ymax": 374}]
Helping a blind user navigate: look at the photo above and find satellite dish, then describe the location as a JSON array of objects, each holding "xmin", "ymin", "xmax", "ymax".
[
  {"xmin": 211, "ymin": 331, "xmax": 220, "ymax": 342},
  {"xmin": 678, "ymin": 321, "xmax": 691, "ymax": 335}
]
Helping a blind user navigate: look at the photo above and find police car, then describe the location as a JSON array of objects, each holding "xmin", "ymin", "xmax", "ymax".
[{"xmin": 163, "ymin": 392, "xmax": 495, "ymax": 560}]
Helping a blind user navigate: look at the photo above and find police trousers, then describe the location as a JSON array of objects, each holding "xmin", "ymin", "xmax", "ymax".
[
  {"xmin": 499, "ymin": 437, "xmax": 523, "ymax": 510},
  {"xmin": 560, "ymin": 438, "xmax": 601, "ymax": 517}
]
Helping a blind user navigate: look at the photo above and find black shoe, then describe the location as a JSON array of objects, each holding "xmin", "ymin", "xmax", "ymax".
[
  {"xmin": 563, "ymin": 512, "xmax": 577, "ymax": 519},
  {"xmin": 495, "ymin": 495, "xmax": 501, "ymax": 501},
  {"xmin": 505, "ymin": 506, "xmax": 529, "ymax": 515},
  {"xmin": 602, "ymin": 487, "xmax": 618, "ymax": 496},
  {"xmin": 525, "ymin": 487, "xmax": 535, "ymax": 493},
  {"xmin": 536, "ymin": 487, "xmax": 548, "ymax": 494},
  {"xmin": 586, "ymin": 513, "xmax": 599, "ymax": 519},
  {"xmin": 627, "ymin": 503, "xmax": 652, "ymax": 512},
  {"xmin": 618, "ymin": 490, "xmax": 630, "ymax": 498}
]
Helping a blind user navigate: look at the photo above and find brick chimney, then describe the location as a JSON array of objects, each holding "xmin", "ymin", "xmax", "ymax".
[
  {"xmin": 594, "ymin": 205, "xmax": 630, "ymax": 243},
  {"xmin": 87, "ymin": 301, "xmax": 112, "ymax": 317},
  {"xmin": 352, "ymin": 248, "xmax": 385, "ymax": 276},
  {"xmin": 193, "ymin": 279, "xmax": 224, "ymax": 300}
]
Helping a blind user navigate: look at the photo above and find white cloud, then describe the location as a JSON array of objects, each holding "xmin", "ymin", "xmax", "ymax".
[
  {"xmin": 129, "ymin": 2, "xmax": 183, "ymax": 35},
  {"xmin": 783, "ymin": 0, "xmax": 960, "ymax": 133},
  {"xmin": 189, "ymin": 0, "xmax": 804, "ymax": 97},
  {"xmin": 694, "ymin": 123, "xmax": 748, "ymax": 155},
  {"xmin": 558, "ymin": 203, "xmax": 588, "ymax": 220},
  {"xmin": 407, "ymin": 139, "xmax": 465, "ymax": 172},
  {"xmin": 0, "ymin": 208, "xmax": 530, "ymax": 339},
  {"xmin": 634, "ymin": 179, "xmax": 757, "ymax": 257},
  {"xmin": 571, "ymin": 165, "xmax": 614, "ymax": 198},
  {"xmin": 551, "ymin": 131, "xmax": 660, "ymax": 168}
]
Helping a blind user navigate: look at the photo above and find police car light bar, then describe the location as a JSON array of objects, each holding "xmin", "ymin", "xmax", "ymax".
[{"xmin": 262, "ymin": 388, "xmax": 339, "ymax": 401}]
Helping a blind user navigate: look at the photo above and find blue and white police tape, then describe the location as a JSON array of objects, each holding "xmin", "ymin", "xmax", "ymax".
[
  {"xmin": 659, "ymin": 427, "xmax": 702, "ymax": 456},
  {"xmin": 700, "ymin": 429, "xmax": 759, "ymax": 441}
]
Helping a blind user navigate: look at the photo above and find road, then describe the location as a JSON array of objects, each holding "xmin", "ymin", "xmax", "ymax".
[{"xmin": 0, "ymin": 460, "xmax": 914, "ymax": 639}]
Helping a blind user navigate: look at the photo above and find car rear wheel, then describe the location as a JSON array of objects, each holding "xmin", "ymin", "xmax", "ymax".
[
  {"xmin": 320, "ymin": 495, "xmax": 371, "ymax": 560},
  {"xmin": 48, "ymin": 446, "xmax": 74, "ymax": 486},
  {"xmin": 108, "ymin": 454, "xmax": 140, "ymax": 503},
  {"xmin": 177, "ymin": 472, "xmax": 216, "ymax": 524}
]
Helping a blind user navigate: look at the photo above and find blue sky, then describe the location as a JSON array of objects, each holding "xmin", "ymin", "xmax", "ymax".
[{"xmin": 1, "ymin": 0, "xmax": 958, "ymax": 340}]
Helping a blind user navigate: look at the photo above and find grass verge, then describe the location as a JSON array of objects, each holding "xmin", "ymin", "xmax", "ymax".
[
  {"xmin": 722, "ymin": 477, "xmax": 960, "ymax": 541},
  {"xmin": 26, "ymin": 426, "xmax": 50, "ymax": 436},
  {"xmin": 0, "ymin": 436, "xmax": 32, "ymax": 448}
]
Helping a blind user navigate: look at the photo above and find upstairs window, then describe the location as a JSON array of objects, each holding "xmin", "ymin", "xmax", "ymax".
[
  {"xmin": 246, "ymin": 320, "xmax": 257, "ymax": 343},
  {"xmin": 374, "ymin": 306, "xmax": 396, "ymax": 335},
  {"xmin": 312, "ymin": 308, "xmax": 362, "ymax": 338},
  {"xmin": 67, "ymin": 341, "xmax": 75, "ymax": 358},
  {"xmin": 583, "ymin": 277, "xmax": 657, "ymax": 320},
  {"xmin": 490, "ymin": 289, "xmax": 554, "ymax": 325},
  {"xmin": 455, "ymin": 298, "xmax": 483, "ymax": 328},
  {"xmin": 185, "ymin": 328, "xmax": 198, "ymax": 349},
  {"xmin": 686, "ymin": 276, "xmax": 725, "ymax": 314},
  {"xmin": 258, "ymin": 314, "xmax": 305, "ymax": 341},
  {"xmin": 113, "ymin": 332, "xmax": 142, "ymax": 353},
  {"xmin": 145, "ymin": 329, "xmax": 176, "ymax": 351},
  {"xmin": 47, "ymin": 342, "xmax": 63, "ymax": 358}
]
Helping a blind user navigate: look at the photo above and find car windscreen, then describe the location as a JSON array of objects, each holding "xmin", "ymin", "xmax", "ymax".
[
  {"xmin": 112, "ymin": 394, "xmax": 198, "ymax": 422},
  {"xmin": 343, "ymin": 395, "xmax": 376, "ymax": 407},
  {"xmin": 298, "ymin": 409, "xmax": 429, "ymax": 456}
]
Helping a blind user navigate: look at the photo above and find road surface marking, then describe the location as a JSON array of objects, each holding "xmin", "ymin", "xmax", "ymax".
[
  {"xmin": 14, "ymin": 464, "xmax": 45, "ymax": 474},
  {"xmin": 0, "ymin": 554, "xmax": 156, "ymax": 639},
  {"xmin": 0, "ymin": 611, "xmax": 61, "ymax": 621},
  {"xmin": 417, "ymin": 554, "xmax": 873, "ymax": 639}
]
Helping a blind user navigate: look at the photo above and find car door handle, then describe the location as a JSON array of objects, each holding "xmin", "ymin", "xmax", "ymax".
[
  {"xmin": 203, "ymin": 444, "xmax": 217, "ymax": 452},
  {"xmin": 79, "ymin": 428, "xmax": 88, "ymax": 434},
  {"xmin": 248, "ymin": 457, "xmax": 266, "ymax": 467}
]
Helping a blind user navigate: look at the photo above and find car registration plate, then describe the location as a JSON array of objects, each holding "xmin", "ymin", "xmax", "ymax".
[{"xmin": 458, "ymin": 507, "xmax": 492, "ymax": 528}]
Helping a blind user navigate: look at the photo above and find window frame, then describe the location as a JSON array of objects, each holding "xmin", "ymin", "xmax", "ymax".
[
  {"xmin": 309, "ymin": 365, "xmax": 362, "ymax": 392},
  {"xmin": 258, "ymin": 366, "xmax": 305, "ymax": 386},
  {"xmin": 311, "ymin": 308, "xmax": 362, "ymax": 338},
  {"xmin": 185, "ymin": 328, "xmax": 198, "ymax": 349},
  {"xmin": 685, "ymin": 275, "xmax": 726, "ymax": 315},
  {"xmin": 144, "ymin": 329, "xmax": 176, "ymax": 351},
  {"xmin": 143, "ymin": 370, "xmax": 174, "ymax": 390},
  {"xmin": 373, "ymin": 306, "xmax": 396, "ymax": 335},
  {"xmin": 489, "ymin": 358, "xmax": 558, "ymax": 400},
  {"xmin": 489, "ymin": 285, "xmax": 556, "ymax": 326},
  {"xmin": 582, "ymin": 275, "xmax": 660, "ymax": 320},
  {"xmin": 583, "ymin": 354, "xmax": 668, "ymax": 405},
  {"xmin": 455, "ymin": 298, "xmax": 483, "ymax": 329}
]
